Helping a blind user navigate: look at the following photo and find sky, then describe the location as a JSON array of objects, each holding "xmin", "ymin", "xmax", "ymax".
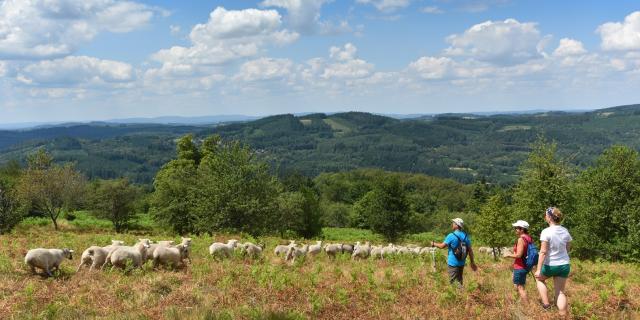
[{"xmin": 1, "ymin": 0, "xmax": 640, "ymax": 123}]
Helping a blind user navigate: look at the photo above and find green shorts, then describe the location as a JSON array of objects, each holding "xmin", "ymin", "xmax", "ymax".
[{"xmin": 541, "ymin": 264, "xmax": 570, "ymax": 278}]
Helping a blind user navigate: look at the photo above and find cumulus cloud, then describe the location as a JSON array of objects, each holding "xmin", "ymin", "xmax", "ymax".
[
  {"xmin": 16, "ymin": 56, "xmax": 134, "ymax": 86},
  {"xmin": 553, "ymin": 38, "xmax": 587, "ymax": 56},
  {"xmin": 356, "ymin": 0, "xmax": 411, "ymax": 12},
  {"xmin": 322, "ymin": 43, "xmax": 373, "ymax": 79},
  {"xmin": 235, "ymin": 58, "xmax": 294, "ymax": 82},
  {"xmin": 408, "ymin": 56, "xmax": 455, "ymax": 79},
  {"xmin": 151, "ymin": 7, "xmax": 298, "ymax": 67},
  {"xmin": 260, "ymin": 0, "xmax": 348, "ymax": 35},
  {"xmin": 597, "ymin": 11, "xmax": 640, "ymax": 51},
  {"xmin": 444, "ymin": 19, "xmax": 546, "ymax": 65},
  {"xmin": 0, "ymin": 0, "xmax": 159, "ymax": 60}
]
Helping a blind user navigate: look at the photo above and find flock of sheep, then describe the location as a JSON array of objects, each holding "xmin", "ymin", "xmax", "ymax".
[{"xmin": 24, "ymin": 238, "xmax": 447, "ymax": 277}]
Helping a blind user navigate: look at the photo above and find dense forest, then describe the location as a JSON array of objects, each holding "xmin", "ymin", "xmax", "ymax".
[{"xmin": 1, "ymin": 104, "xmax": 640, "ymax": 184}]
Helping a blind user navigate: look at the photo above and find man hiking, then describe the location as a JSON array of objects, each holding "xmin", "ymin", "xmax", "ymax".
[{"xmin": 431, "ymin": 218, "xmax": 478, "ymax": 286}]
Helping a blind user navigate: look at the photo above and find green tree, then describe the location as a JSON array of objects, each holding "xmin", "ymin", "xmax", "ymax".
[
  {"xmin": 90, "ymin": 179, "xmax": 140, "ymax": 233},
  {"xmin": 572, "ymin": 145, "xmax": 640, "ymax": 261},
  {"xmin": 0, "ymin": 181, "xmax": 21, "ymax": 234},
  {"xmin": 177, "ymin": 134, "xmax": 201, "ymax": 164},
  {"xmin": 16, "ymin": 150, "xmax": 87, "ymax": 230},
  {"xmin": 512, "ymin": 138, "xmax": 573, "ymax": 235},
  {"xmin": 475, "ymin": 193, "xmax": 512, "ymax": 260},
  {"xmin": 353, "ymin": 176, "xmax": 411, "ymax": 242},
  {"xmin": 150, "ymin": 159, "xmax": 199, "ymax": 235}
]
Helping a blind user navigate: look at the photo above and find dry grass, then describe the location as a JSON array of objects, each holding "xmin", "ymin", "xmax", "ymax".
[{"xmin": 0, "ymin": 226, "xmax": 638, "ymax": 319}]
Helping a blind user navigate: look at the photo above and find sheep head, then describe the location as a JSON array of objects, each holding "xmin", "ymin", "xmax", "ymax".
[{"xmin": 63, "ymin": 248, "xmax": 74, "ymax": 260}]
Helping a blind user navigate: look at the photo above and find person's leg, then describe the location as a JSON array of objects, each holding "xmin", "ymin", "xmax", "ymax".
[
  {"xmin": 553, "ymin": 276, "xmax": 568, "ymax": 316},
  {"xmin": 536, "ymin": 276, "xmax": 550, "ymax": 307},
  {"xmin": 517, "ymin": 284, "xmax": 528, "ymax": 303},
  {"xmin": 458, "ymin": 266, "xmax": 464, "ymax": 286}
]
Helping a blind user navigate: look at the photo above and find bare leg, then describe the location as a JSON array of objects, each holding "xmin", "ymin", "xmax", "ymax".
[
  {"xmin": 536, "ymin": 276, "xmax": 550, "ymax": 306},
  {"xmin": 516, "ymin": 284, "xmax": 528, "ymax": 303},
  {"xmin": 554, "ymin": 276, "xmax": 568, "ymax": 316}
]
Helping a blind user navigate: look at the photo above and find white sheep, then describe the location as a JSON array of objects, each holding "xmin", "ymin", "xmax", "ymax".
[
  {"xmin": 102, "ymin": 239, "xmax": 151, "ymax": 270},
  {"xmin": 209, "ymin": 239, "xmax": 239, "ymax": 259},
  {"xmin": 25, "ymin": 248, "xmax": 74, "ymax": 277},
  {"xmin": 307, "ymin": 241, "xmax": 323, "ymax": 257},
  {"xmin": 285, "ymin": 244, "xmax": 309, "ymax": 263},
  {"xmin": 152, "ymin": 244, "xmax": 190, "ymax": 269},
  {"xmin": 240, "ymin": 243, "xmax": 265, "ymax": 259},
  {"xmin": 273, "ymin": 240, "xmax": 296, "ymax": 256},
  {"xmin": 352, "ymin": 241, "xmax": 371, "ymax": 260},
  {"xmin": 370, "ymin": 245, "xmax": 383, "ymax": 259},
  {"xmin": 381, "ymin": 244, "xmax": 397, "ymax": 258},
  {"xmin": 77, "ymin": 240, "xmax": 125, "ymax": 272},
  {"xmin": 340, "ymin": 243, "xmax": 355, "ymax": 255},
  {"xmin": 323, "ymin": 243, "xmax": 343, "ymax": 259},
  {"xmin": 395, "ymin": 246, "xmax": 410, "ymax": 255}
]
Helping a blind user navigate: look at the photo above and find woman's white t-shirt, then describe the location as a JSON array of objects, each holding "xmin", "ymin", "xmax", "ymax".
[{"xmin": 540, "ymin": 225, "xmax": 572, "ymax": 266}]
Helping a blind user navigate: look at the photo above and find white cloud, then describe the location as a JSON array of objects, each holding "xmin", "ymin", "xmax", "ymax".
[
  {"xmin": 235, "ymin": 58, "xmax": 294, "ymax": 81},
  {"xmin": 322, "ymin": 43, "xmax": 373, "ymax": 79},
  {"xmin": 444, "ymin": 18, "xmax": 546, "ymax": 65},
  {"xmin": 408, "ymin": 56, "xmax": 454, "ymax": 79},
  {"xmin": 330, "ymin": 43, "xmax": 358, "ymax": 61},
  {"xmin": 553, "ymin": 38, "xmax": 587, "ymax": 57},
  {"xmin": 151, "ymin": 7, "xmax": 298, "ymax": 67},
  {"xmin": 356, "ymin": 0, "xmax": 411, "ymax": 12},
  {"xmin": 169, "ymin": 25, "xmax": 181, "ymax": 36},
  {"xmin": 17, "ymin": 56, "xmax": 134, "ymax": 86},
  {"xmin": 421, "ymin": 6, "xmax": 444, "ymax": 14},
  {"xmin": 260, "ymin": 0, "xmax": 348, "ymax": 35},
  {"xmin": 0, "ymin": 61, "xmax": 7, "ymax": 77},
  {"xmin": 0, "ymin": 0, "xmax": 158, "ymax": 60},
  {"xmin": 597, "ymin": 11, "xmax": 640, "ymax": 51}
]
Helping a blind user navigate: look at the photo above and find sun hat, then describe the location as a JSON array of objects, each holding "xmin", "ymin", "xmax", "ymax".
[
  {"xmin": 512, "ymin": 220, "xmax": 530, "ymax": 229},
  {"xmin": 452, "ymin": 218, "xmax": 464, "ymax": 229}
]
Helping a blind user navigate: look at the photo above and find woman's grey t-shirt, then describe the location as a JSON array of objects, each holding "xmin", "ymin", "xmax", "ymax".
[{"xmin": 540, "ymin": 225, "xmax": 572, "ymax": 266}]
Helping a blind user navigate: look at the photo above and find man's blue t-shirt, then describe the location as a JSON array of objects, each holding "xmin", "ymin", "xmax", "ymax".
[{"xmin": 443, "ymin": 230, "xmax": 471, "ymax": 267}]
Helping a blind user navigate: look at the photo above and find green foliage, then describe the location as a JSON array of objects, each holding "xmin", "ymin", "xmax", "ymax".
[
  {"xmin": 353, "ymin": 176, "xmax": 411, "ymax": 242},
  {"xmin": 177, "ymin": 134, "xmax": 201, "ymax": 164},
  {"xmin": 511, "ymin": 138, "xmax": 573, "ymax": 235},
  {"xmin": 89, "ymin": 179, "xmax": 140, "ymax": 233},
  {"xmin": 572, "ymin": 145, "xmax": 640, "ymax": 261},
  {"xmin": 16, "ymin": 150, "xmax": 87, "ymax": 230},
  {"xmin": 0, "ymin": 180, "xmax": 21, "ymax": 234},
  {"xmin": 151, "ymin": 158, "xmax": 199, "ymax": 235},
  {"xmin": 475, "ymin": 194, "xmax": 512, "ymax": 259}
]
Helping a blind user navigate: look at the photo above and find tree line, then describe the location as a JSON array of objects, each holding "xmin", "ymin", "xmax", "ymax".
[{"xmin": 1, "ymin": 134, "xmax": 639, "ymax": 262}]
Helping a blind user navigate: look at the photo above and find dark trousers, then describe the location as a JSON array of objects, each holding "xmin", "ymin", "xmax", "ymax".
[{"xmin": 447, "ymin": 265, "xmax": 464, "ymax": 285}]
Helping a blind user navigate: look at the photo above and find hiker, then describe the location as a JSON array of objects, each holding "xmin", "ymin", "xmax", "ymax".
[
  {"xmin": 431, "ymin": 218, "xmax": 477, "ymax": 286},
  {"xmin": 535, "ymin": 207, "xmax": 572, "ymax": 316},
  {"xmin": 504, "ymin": 220, "xmax": 533, "ymax": 303}
]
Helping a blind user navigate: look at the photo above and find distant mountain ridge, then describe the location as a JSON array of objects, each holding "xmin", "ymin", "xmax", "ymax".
[{"xmin": 0, "ymin": 104, "xmax": 639, "ymax": 184}]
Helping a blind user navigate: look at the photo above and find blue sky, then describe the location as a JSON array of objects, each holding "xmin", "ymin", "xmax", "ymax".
[{"xmin": 1, "ymin": 0, "xmax": 640, "ymax": 123}]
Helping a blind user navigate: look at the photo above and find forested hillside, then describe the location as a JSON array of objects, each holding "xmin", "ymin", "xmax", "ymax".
[{"xmin": 1, "ymin": 104, "xmax": 640, "ymax": 184}]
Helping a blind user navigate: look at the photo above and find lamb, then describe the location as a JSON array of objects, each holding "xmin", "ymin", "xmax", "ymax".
[
  {"xmin": 77, "ymin": 240, "xmax": 125, "ymax": 272},
  {"xmin": 323, "ymin": 243, "xmax": 343, "ymax": 259},
  {"xmin": 285, "ymin": 244, "xmax": 309, "ymax": 263},
  {"xmin": 370, "ymin": 245, "xmax": 383, "ymax": 259},
  {"xmin": 209, "ymin": 239, "xmax": 239, "ymax": 259},
  {"xmin": 102, "ymin": 239, "xmax": 151, "ymax": 270},
  {"xmin": 152, "ymin": 244, "xmax": 190, "ymax": 269},
  {"xmin": 273, "ymin": 240, "xmax": 296, "ymax": 256},
  {"xmin": 307, "ymin": 241, "xmax": 323, "ymax": 257},
  {"xmin": 240, "ymin": 243, "xmax": 265, "ymax": 259},
  {"xmin": 352, "ymin": 241, "xmax": 371, "ymax": 260},
  {"xmin": 25, "ymin": 248, "xmax": 74, "ymax": 277}
]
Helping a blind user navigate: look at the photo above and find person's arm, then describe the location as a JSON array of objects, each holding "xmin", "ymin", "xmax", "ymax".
[
  {"xmin": 430, "ymin": 240, "xmax": 448, "ymax": 249},
  {"xmin": 506, "ymin": 238, "xmax": 525, "ymax": 259},
  {"xmin": 534, "ymin": 241, "xmax": 549, "ymax": 279}
]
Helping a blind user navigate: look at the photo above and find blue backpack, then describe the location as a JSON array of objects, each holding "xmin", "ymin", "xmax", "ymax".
[{"xmin": 523, "ymin": 237, "xmax": 539, "ymax": 271}]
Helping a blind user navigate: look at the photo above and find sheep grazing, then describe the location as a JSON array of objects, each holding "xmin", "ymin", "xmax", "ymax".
[
  {"xmin": 102, "ymin": 239, "xmax": 151, "ymax": 270},
  {"xmin": 395, "ymin": 246, "xmax": 410, "ymax": 255},
  {"xmin": 307, "ymin": 241, "xmax": 323, "ymax": 257},
  {"xmin": 323, "ymin": 243, "xmax": 343, "ymax": 259},
  {"xmin": 209, "ymin": 239, "xmax": 239, "ymax": 259},
  {"xmin": 25, "ymin": 248, "xmax": 74, "ymax": 277},
  {"xmin": 77, "ymin": 240, "xmax": 125, "ymax": 272},
  {"xmin": 152, "ymin": 244, "xmax": 190, "ymax": 269},
  {"xmin": 274, "ymin": 240, "xmax": 296, "ymax": 257},
  {"xmin": 352, "ymin": 242, "xmax": 371, "ymax": 260},
  {"xmin": 285, "ymin": 244, "xmax": 309, "ymax": 263},
  {"xmin": 381, "ymin": 244, "xmax": 397, "ymax": 258}
]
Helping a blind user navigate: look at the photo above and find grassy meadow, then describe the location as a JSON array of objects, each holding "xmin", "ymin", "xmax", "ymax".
[{"xmin": 0, "ymin": 217, "xmax": 638, "ymax": 319}]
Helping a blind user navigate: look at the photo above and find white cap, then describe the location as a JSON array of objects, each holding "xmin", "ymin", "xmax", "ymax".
[
  {"xmin": 512, "ymin": 220, "xmax": 530, "ymax": 229},
  {"xmin": 452, "ymin": 218, "xmax": 464, "ymax": 228}
]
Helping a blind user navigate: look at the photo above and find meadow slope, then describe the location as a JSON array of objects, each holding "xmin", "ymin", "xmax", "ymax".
[{"xmin": 0, "ymin": 224, "xmax": 638, "ymax": 319}]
